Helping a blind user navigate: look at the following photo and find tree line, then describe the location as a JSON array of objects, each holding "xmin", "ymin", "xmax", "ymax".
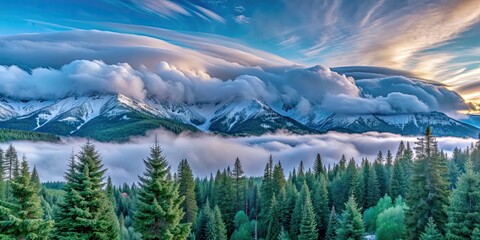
[{"xmin": 1, "ymin": 127, "xmax": 480, "ymax": 239}]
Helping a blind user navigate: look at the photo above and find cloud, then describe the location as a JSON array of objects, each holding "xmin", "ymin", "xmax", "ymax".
[
  {"xmin": 0, "ymin": 58, "xmax": 469, "ymax": 116},
  {"xmin": 2, "ymin": 130, "xmax": 475, "ymax": 184}
]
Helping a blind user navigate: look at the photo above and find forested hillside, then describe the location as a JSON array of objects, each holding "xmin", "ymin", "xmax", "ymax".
[{"xmin": 1, "ymin": 127, "xmax": 480, "ymax": 239}]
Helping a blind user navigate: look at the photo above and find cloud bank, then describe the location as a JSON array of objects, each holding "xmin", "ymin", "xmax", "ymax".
[
  {"xmin": 2, "ymin": 130, "xmax": 474, "ymax": 184},
  {"xmin": 0, "ymin": 30, "xmax": 470, "ymax": 116}
]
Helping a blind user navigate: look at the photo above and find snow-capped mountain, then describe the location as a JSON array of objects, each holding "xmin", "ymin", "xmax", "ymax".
[{"xmin": 0, "ymin": 94, "xmax": 478, "ymax": 141}]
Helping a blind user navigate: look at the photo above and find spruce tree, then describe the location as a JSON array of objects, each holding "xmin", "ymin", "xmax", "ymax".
[
  {"xmin": 266, "ymin": 195, "xmax": 282, "ymax": 240},
  {"xmin": 0, "ymin": 158, "xmax": 53, "ymax": 239},
  {"xmin": 325, "ymin": 206, "xmax": 338, "ymax": 240},
  {"xmin": 311, "ymin": 175, "xmax": 329, "ymax": 238},
  {"xmin": 232, "ymin": 157, "xmax": 246, "ymax": 213},
  {"xmin": 298, "ymin": 190, "xmax": 318, "ymax": 240},
  {"xmin": 134, "ymin": 138, "xmax": 189, "ymax": 239},
  {"xmin": 336, "ymin": 195, "xmax": 365, "ymax": 240},
  {"xmin": 365, "ymin": 163, "xmax": 380, "ymax": 208},
  {"xmin": 290, "ymin": 182, "xmax": 310, "ymax": 240},
  {"xmin": 177, "ymin": 159, "xmax": 198, "ymax": 224},
  {"xmin": 55, "ymin": 142, "xmax": 118, "ymax": 239},
  {"xmin": 374, "ymin": 151, "xmax": 388, "ymax": 196},
  {"xmin": 313, "ymin": 153, "xmax": 324, "ymax": 178},
  {"xmin": 4, "ymin": 144, "xmax": 18, "ymax": 181},
  {"xmin": 446, "ymin": 160, "xmax": 480, "ymax": 239},
  {"xmin": 419, "ymin": 218, "xmax": 443, "ymax": 240},
  {"xmin": 260, "ymin": 155, "xmax": 275, "ymax": 237},
  {"xmin": 214, "ymin": 168, "xmax": 235, "ymax": 235},
  {"xmin": 206, "ymin": 205, "xmax": 227, "ymax": 240},
  {"xmin": 406, "ymin": 127, "xmax": 449, "ymax": 239}
]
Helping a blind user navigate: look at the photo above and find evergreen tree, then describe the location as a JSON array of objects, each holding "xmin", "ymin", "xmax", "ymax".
[
  {"xmin": 390, "ymin": 156, "xmax": 405, "ymax": 200},
  {"xmin": 55, "ymin": 142, "xmax": 118, "ymax": 239},
  {"xmin": 290, "ymin": 182, "xmax": 310, "ymax": 240},
  {"xmin": 313, "ymin": 153, "xmax": 324, "ymax": 178},
  {"xmin": 214, "ymin": 168, "xmax": 235, "ymax": 235},
  {"xmin": 325, "ymin": 206, "xmax": 338, "ymax": 240},
  {"xmin": 385, "ymin": 150, "xmax": 393, "ymax": 191},
  {"xmin": 419, "ymin": 218, "xmax": 443, "ymax": 240},
  {"xmin": 4, "ymin": 144, "xmax": 18, "ymax": 181},
  {"xmin": 231, "ymin": 210, "xmax": 252, "ymax": 240},
  {"xmin": 374, "ymin": 151, "xmax": 388, "ymax": 196},
  {"xmin": 259, "ymin": 155, "xmax": 275, "ymax": 237},
  {"xmin": 134, "ymin": 138, "xmax": 189, "ymax": 240},
  {"xmin": 298, "ymin": 190, "xmax": 318, "ymax": 240},
  {"xmin": 473, "ymin": 228, "xmax": 480, "ymax": 240},
  {"xmin": 336, "ymin": 195, "xmax": 365, "ymax": 240},
  {"xmin": 0, "ymin": 158, "xmax": 53, "ymax": 239},
  {"xmin": 311, "ymin": 175, "xmax": 329, "ymax": 238},
  {"xmin": 446, "ymin": 160, "xmax": 480, "ymax": 239},
  {"xmin": 278, "ymin": 227, "xmax": 290, "ymax": 240},
  {"xmin": 364, "ymin": 162, "xmax": 380, "ymax": 208},
  {"xmin": 266, "ymin": 195, "xmax": 282, "ymax": 240},
  {"xmin": 177, "ymin": 159, "xmax": 198, "ymax": 224},
  {"xmin": 406, "ymin": 127, "xmax": 449, "ymax": 239},
  {"xmin": 195, "ymin": 201, "xmax": 211, "ymax": 240},
  {"xmin": 232, "ymin": 157, "xmax": 246, "ymax": 213},
  {"xmin": 206, "ymin": 205, "xmax": 227, "ymax": 240}
]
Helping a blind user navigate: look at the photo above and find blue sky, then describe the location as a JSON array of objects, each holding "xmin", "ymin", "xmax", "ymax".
[{"xmin": 1, "ymin": 0, "xmax": 480, "ymax": 105}]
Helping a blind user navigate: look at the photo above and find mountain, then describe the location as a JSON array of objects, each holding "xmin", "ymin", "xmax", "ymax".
[
  {"xmin": 0, "ymin": 94, "xmax": 478, "ymax": 141},
  {"xmin": 311, "ymin": 112, "xmax": 479, "ymax": 138}
]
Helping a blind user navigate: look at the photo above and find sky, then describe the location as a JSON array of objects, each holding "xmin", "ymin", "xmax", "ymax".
[{"xmin": 0, "ymin": 0, "xmax": 479, "ymax": 104}]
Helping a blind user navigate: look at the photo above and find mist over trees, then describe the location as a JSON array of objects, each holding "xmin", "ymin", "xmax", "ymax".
[{"xmin": 0, "ymin": 127, "xmax": 479, "ymax": 239}]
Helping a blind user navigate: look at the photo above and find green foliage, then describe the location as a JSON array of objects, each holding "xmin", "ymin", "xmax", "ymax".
[
  {"xmin": 446, "ymin": 160, "xmax": 480, "ymax": 240},
  {"xmin": 177, "ymin": 159, "xmax": 198, "ymax": 224},
  {"xmin": 363, "ymin": 194, "xmax": 393, "ymax": 232},
  {"xmin": 325, "ymin": 206, "xmax": 338, "ymax": 240},
  {"xmin": 0, "ymin": 159, "xmax": 53, "ymax": 239},
  {"xmin": 134, "ymin": 138, "xmax": 189, "ymax": 239},
  {"xmin": 298, "ymin": 190, "xmax": 317, "ymax": 240},
  {"xmin": 54, "ymin": 142, "xmax": 119, "ymax": 239},
  {"xmin": 231, "ymin": 211, "xmax": 252, "ymax": 240},
  {"xmin": 206, "ymin": 205, "xmax": 227, "ymax": 240},
  {"xmin": 406, "ymin": 127, "xmax": 449, "ymax": 239},
  {"xmin": 336, "ymin": 195, "xmax": 365, "ymax": 240},
  {"xmin": 375, "ymin": 202, "xmax": 407, "ymax": 240},
  {"xmin": 0, "ymin": 128, "xmax": 60, "ymax": 143},
  {"xmin": 266, "ymin": 195, "xmax": 282, "ymax": 240},
  {"xmin": 420, "ymin": 218, "xmax": 443, "ymax": 240}
]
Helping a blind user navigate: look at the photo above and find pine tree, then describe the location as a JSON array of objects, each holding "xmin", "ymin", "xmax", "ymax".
[
  {"xmin": 473, "ymin": 228, "xmax": 480, "ymax": 240},
  {"xmin": 406, "ymin": 127, "xmax": 449, "ymax": 239},
  {"xmin": 278, "ymin": 227, "xmax": 290, "ymax": 240},
  {"xmin": 374, "ymin": 151, "xmax": 388, "ymax": 196},
  {"xmin": 134, "ymin": 138, "xmax": 189, "ymax": 239},
  {"xmin": 232, "ymin": 157, "xmax": 246, "ymax": 213},
  {"xmin": 4, "ymin": 144, "xmax": 18, "ymax": 181},
  {"xmin": 195, "ymin": 200, "xmax": 211, "ymax": 240},
  {"xmin": 390, "ymin": 156, "xmax": 405, "ymax": 200},
  {"xmin": 336, "ymin": 195, "xmax": 365, "ymax": 240},
  {"xmin": 419, "ymin": 218, "xmax": 443, "ymax": 240},
  {"xmin": 266, "ymin": 195, "xmax": 282, "ymax": 240},
  {"xmin": 214, "ymin": 168, "xmax": 235, "ymax": 235},
  {"xmin": 313, "ymin": 153, "xmax": 324, "ymax": 178},
  {"xmin": 298, "ymin": 190, "xmax": 318, "ymax": 240},
  {"xmin": 325, "ymin": 206, "xmax": 338, "ymax": 240},
  {"xmin": 260, "ymin": 155, "xmax": 275, "ymax": 237},
  {"xmin": 446, "ymin": 160, "xmax": 480, "ymax": 239},
  {"xmin": 55, "ymin": 142, "xmax": 118, "ymax": 239},
  {"xmin": 365, "ymin": 163, "xmax": 380, "ymax": 208},
  {"xmin": 290, "ymin": 182, "xmax": 310, "ymax": 240},
  {"xmin": 206, "ymin": 205, "xmax": 227, "ymax": 240},
  {"xmin": 385, "ymin": 150, "xmax": 393, "ymax": 191},
  {"xmin": 177, "ymin": 159, "xmax": 198, "ymax": 224},
  {"xmin": 311, "ymin": 175, "xmax": 329, "ymax": 238},
  {"xmin": 0, "ymin": 157, "xmax": 53, "ymax": 239}
]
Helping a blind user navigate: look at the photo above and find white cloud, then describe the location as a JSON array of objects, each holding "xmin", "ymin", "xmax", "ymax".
[{"xmin": 2, "ymin": 130, "xmax": 474, "ymax": 184}]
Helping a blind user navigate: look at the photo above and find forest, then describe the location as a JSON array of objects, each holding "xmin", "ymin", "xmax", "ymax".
[{"xmin": 1, "ymin": 127, "xmax": 480, "ymax": 240}]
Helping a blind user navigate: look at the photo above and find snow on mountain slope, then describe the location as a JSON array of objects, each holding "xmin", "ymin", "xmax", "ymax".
[
  {"xmin": 0, "ymin": 94, "xmax": 478, "ymax": 140},
  {"xmin": 314, "ymin": 111, "xmax": 479, "ymax": 137}
]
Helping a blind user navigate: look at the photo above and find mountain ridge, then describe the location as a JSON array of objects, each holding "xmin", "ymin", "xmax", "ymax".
[{"xmin": 0, "ymin": 93, "xmax": 478, "ymax": 142}]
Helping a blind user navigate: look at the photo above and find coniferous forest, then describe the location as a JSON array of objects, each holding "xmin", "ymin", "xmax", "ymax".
[{"xmin": 1, "ymin": 127, "xmax": 480, "ymax": 240}]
